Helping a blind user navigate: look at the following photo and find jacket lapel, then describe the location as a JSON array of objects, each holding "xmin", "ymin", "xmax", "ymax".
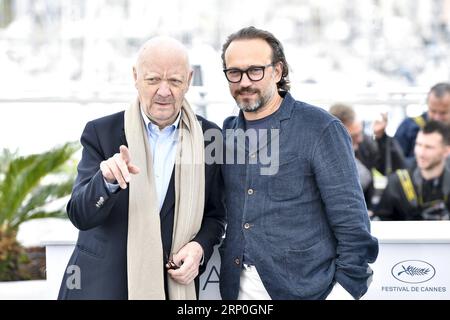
[
  {"xmin": 160, "ymin": 168, "xmax": 175, "ymax": 220},
  {"xmin": 120, "ymin": 126, "xmax": 127, "ymax": 146},
  {"xmin": 255, "ymin": 92, "xmax": 294, "ymax": 153}
]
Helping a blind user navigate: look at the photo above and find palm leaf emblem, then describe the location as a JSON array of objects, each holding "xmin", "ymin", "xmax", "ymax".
[{"xmin": 397, "ymin": 265, "xmax": 430, "ymax": 277}]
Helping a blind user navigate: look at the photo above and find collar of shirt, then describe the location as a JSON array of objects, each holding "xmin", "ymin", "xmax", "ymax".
[{"xmin": 139, "ymin": 106, "xmax": 182, "ymax": 138}]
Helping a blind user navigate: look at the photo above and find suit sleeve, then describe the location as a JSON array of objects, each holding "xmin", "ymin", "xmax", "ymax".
[
  {"xmin": 66, "ymin": 121, "xmax": 122, "ymax": 230},
  {"xmin": 192, "ymin": 162, "xmax": 226, "ymax": 271},
  {"xmin": 312, "ymin": 120, "xmax": 379, "ymax": 299},
  {"xmin": 191, "ymin": 127, "xmax": 226, "ymax": 271}
]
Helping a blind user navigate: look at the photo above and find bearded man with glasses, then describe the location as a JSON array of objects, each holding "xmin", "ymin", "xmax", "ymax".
[{"xmin": 219, "ymin": 26, "xmax": 379, "ymax": 300}]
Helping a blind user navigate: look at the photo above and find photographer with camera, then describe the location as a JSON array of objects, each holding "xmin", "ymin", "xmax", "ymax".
[{"xmin": 374, "ymin": 121, "xmax": 450, "ymax": 220}]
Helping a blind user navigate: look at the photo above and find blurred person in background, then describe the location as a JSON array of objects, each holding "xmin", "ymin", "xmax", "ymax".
[
  {"xmin": 395, "ymin": 82, "xmax": 450, "ymax": 167},
  {"xmin": 375, "ymin": 121, "xmax": 450, "ymax": 220},
  {"xmin": 329, "ymin": 103, "xmax": 406, "ymax": 211}
]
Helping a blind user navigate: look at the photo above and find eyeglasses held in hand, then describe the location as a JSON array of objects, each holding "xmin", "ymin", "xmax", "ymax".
[
  {"xmin": 223, "ymin": 63, "xmax": 274, "ymax": 83},
  {"xmin": 166, "ymin": 253, "xmax": 181, "ymax": 270},
  {"xmin": 167, "ymin": 259, "xmax": 180, "ymax": 270}
]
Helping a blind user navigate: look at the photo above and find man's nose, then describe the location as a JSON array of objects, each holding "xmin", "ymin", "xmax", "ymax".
[
  {"xmin": 156, "ymin": 81, "xmax": 171, "ymax": 97},
  {"xmin": 239, "ymin": 72, "xmax": 253, "ymax": 87}
]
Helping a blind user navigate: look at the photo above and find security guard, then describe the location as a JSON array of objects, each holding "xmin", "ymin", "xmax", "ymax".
[{"xmin": 375, "ymin": 121, "xmax": 450, "ymax": 220}]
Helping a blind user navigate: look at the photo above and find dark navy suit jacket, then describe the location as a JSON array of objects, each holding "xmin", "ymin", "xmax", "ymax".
[{"xmin": 58, "ymin": 111, "xmax": 225, "ymax": 299}]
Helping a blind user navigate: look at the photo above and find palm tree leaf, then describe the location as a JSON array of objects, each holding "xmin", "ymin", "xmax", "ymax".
[
  {"xmin": 10, "ymin": 210, "xmax": 67, "ymax": 230},
  {"xmin": 4, "ymin": 143, "xmax": 77, "ymax": 216},
  {"xmin": 15, "ymin": 179, "xmax": 74, "ymax": 223},
  {"xmin": 0, "ymin": 155, "xmax": 39, "ymax": 222},
  {"xmin": 0, "ymin": 142, "xmax": 79, "ymax": 228},
  {"xmin": 0, "ymin": 148, "xmax": 18, "ymax": 174}
]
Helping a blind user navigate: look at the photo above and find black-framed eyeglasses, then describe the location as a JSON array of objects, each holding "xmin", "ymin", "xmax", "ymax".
[{"xmin": 223, "ymin": 63, "xmax": 274, "ymax": 83}]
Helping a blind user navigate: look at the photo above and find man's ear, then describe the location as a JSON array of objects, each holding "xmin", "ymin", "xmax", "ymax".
[
  {"xmin": 274, "ymin": 61, "xmax": 283, "ymax": 83},
  {"xmin": 445, "ymin": 145, "xmax": 450, "ymax": 158},
  {"xmin": 187, "ymin": 70, "xmax": 193, "ymax": 87}
]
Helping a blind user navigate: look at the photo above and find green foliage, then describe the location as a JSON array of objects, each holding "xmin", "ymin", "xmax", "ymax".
[
  {"xmin": 0, "ymin": 142, "xmax": 79, "ymax": 231},
  {"xmin": 0, "ymin": 142, "xmax": 79, "ymax": 280},
  {"xmin": 0, "ymin": 229, "xmax": 29, "ymax": 281}
]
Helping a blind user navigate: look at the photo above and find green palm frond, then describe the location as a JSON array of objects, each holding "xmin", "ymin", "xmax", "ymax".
[
  {"xmin": 0, "ymin": 142, "xmax": 79, "ymax": 230},
  {"xmin": 0, "ymin": 148, "xmax": 18, "ymax": 173},
  {"xmin": 13, "ymin": 210, "xmax": 68, "ymax": 228},
  {"xmin": 10, "ymin": 179, "xmax": 75, "ymax": 229}
]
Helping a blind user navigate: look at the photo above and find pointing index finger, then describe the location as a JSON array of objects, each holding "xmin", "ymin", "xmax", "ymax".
[{"xmin": 119, "ymin": 145, "xmax": 131, "ymax": 164}]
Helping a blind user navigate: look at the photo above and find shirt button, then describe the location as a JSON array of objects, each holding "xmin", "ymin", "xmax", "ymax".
[
  {"xmin": 247, "ymin": 189, "xmax": 254, "ymax": 195},
  {"xmin": 244, "ymin": 223, "xmax": 250, "ymax": 229},
  {"xmin": 250, "ymin": 153, "xmax": 256, "ymax": 159},
  {"xmin": 234, "ymin": 258, "xmax": 240, "ymax": 265}
]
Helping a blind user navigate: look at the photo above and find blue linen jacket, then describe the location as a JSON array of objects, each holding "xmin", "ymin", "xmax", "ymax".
[{"xmin": 219, "ymin": 92, "xmax": 379, "ymax": 300}]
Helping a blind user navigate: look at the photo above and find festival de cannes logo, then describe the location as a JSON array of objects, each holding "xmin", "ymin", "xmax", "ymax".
[{"xmin": 391, "ymin": 260, "xmax": 436, "ymax": 284}]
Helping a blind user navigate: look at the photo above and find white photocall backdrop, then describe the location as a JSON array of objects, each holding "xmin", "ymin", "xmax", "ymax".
[{"xmin": 43, "ymin": 221, "xmax": 450, "ymax": 299}]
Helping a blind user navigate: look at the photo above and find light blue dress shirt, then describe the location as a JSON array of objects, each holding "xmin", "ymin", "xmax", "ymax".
[
  {"xmin": 140, "ymin": 107, "xmax": 181, "ymax": 210},
  {"xmin": 105, "ymin": 107, "xmax": 181, "ymax": 211}
]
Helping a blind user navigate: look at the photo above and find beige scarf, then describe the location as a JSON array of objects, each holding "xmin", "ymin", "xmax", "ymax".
[{"xmin": 125, "ymin": 98, "xmax": 205, "ymax": 300}]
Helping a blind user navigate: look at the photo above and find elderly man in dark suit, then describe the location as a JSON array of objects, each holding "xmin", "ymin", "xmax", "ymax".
[{"xmin": 58, "ymin": 37, "xmax": 225, "ymax": 300}]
